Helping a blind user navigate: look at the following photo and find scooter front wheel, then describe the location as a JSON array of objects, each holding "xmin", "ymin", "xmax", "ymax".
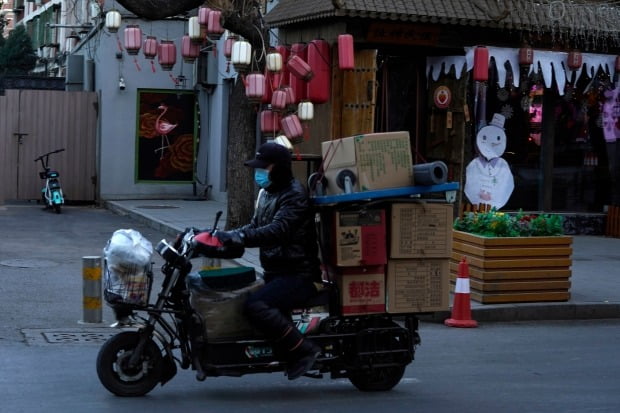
[{"xmin": 96, "ymin": 331, "xmax": 163, "ymax": 397}]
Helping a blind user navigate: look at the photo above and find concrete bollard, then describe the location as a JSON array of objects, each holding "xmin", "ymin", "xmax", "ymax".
[{"xmin": 81, "ymin": 256, "xmax": 103, "ymax": 324}]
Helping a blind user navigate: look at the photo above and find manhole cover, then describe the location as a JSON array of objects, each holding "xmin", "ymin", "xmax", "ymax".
[
  {"xmin": 136, "ymin": 205, "xmax": 179, "ymax": 209},
  {"xmin": 0, "ymin": 259, "xmax": 58, "ymax": 268},
  {"xmin": 23, "ymin": 328, "xmax": 119, "ymax": 346}
]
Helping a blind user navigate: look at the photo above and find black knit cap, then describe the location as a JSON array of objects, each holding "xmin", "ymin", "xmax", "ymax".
[{"xmin": 244, "ymin": 142, "xmax": 292, "ymax": 169}]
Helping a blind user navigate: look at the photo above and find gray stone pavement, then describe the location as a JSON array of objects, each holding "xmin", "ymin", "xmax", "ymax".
[{"xmin": 104, "ymin": 199, "xmax": 620, "ymax": 322}]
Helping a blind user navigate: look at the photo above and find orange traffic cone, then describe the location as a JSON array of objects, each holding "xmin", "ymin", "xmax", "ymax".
[{"xmin": 445, "ymin": 257, "xmax": 478, "ymax": 328}]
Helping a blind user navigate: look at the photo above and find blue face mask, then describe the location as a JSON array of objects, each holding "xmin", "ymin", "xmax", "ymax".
[{"xmin": 254, "ymin": 168, "xmax": 271, "ymax": 188}]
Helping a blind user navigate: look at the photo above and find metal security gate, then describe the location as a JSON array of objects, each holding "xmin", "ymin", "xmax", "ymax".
[{"xmin": 0, "ymin": 89, "xmax": 98, "ymax": 203}]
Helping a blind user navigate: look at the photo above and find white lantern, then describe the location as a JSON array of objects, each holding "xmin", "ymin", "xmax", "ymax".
[
  {"xmin": 266, "ymin": 51, "xmax": 283, "ymax": 72},
  {"xmin": 105, "ymin": 10, "xmax": 121, "ymax": 33},
  {"xmin": 274, "ymin": 135, "xmax": 294, "ymax": 151},
  {"xmin": 232, "ymin": 40, "xmax": 252, "ymax": 73},
  {"xmin": 298, "ymin": 101, "xmax": 314, "ymax": 121},
  {"xmin": 188, "ymin": 16, "xmax": 202, "ymax": 43}
]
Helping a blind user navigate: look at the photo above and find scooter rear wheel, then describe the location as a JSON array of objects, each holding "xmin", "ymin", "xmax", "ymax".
[
  {"xmin": 53, "ymin": 204, "xmax": 61, "ymax": 214},
  {"xmin": 96, "ymin": 331, "xmax": 163, "ymax": 397},
  {"xmin": 348, "ymin": 364, "xmax": 406, "ymax": 392}
]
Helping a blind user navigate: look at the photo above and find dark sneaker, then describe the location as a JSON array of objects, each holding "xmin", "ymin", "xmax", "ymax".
[{"xmin": 286, "ymin": 346, "xmax": 321, "ymax": 380}]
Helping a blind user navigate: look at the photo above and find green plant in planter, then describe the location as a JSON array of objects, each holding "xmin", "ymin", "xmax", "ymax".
[{"xmin": 453, "ymin": 209, "xmax": 564, "ymax": 237}]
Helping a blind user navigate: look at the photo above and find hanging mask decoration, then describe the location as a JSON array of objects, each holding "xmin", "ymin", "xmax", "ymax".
[{"xmin": 254, "ymin": 168, "xmax": 272, "ymax": 188}]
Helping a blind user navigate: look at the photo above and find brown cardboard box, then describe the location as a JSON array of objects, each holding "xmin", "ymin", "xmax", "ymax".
[
  {"xmin": 335, "ymin": 266, "xmax": 386, "ymax": 315},
  {"xmin": 333, "ymin": 208, "xmax": 387, "ymax": 266},
  {"xmin": 321, "ymin": 137, "xmax": 358, "ymax": 194},
  {"xmin": 390, "ymin": 203, "xmax": 453, "ymax": 258},
  {"xmin": 386, "ymin": 258, "xmax": 450, "ymax": 313}
]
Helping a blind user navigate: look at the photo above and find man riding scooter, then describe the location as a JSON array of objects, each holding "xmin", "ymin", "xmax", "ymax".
[{"xmin": 214, "ymin": 141, "xmax": 323, "ymax": 380}]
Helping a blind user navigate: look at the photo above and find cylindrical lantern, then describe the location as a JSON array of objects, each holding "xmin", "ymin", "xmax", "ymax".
[
  {"xmin": 207, "ymin": 10, "xmax": 225, "ymax": 40},
  {"xmin": 298, "ymin": 101, "xmax": 314, "ymax": 121},
  {"xmin": 287, "ymin": 54, "xmax": 314, "ymax": 81},
  {"xmin": 182, "ymin": 35, "xmax": 200, "ymax": 63},
  {"xmin": 158, "ymin": 40, "xmax": 177, "ymax": 71},
  {"xmin": 245, "ymin": 73, "xmax": 266, "ymax": 103},
  {"xmin": 105, "ymin": 10, "xmax": 121, "ymax": 33},
  {"xmin": 232, "ymin": 40, "xmax": 252, "ymax": 73},
  {"xmin": 289, "ymin": 43, "xmax": 308, "ymax": 103},
  {"xmin": 266, "ymin": 50, "xmax": 283, "ymax": 72},
  {"xmin": 307, "ymin": 39, "xmax": 331, "ymax": 104},
  {"xmin": 282, "ymin": 86, "xmax": 296, "ymax": 109},
  {"xmin": 223, "ymin": 35, "xmax": 237, "ymax": 60},
  {"xmin": 198, "ymin": 6, "xmax": 211, "ymax": 25},
  {"xmin": 518, "ymin": 46, "xmax": 534, "ymax": 66},
  {"xmin": 188, "ymin": 16, "xmax": 202, "ymax": 43},
  {"xmin": 473, "ymin": 46, "xmax": 489, "ymax": 82},
  {"xmin": 143, "ymin": 36, "xmax": 158, "ymax": 59},
  {"xmin": 271, "ymin": 89, "xmax": 287, "ymax": 112},
  {"xmin": 281, "ymin": 114, "xmax": 304, "ymax": 143},
  {"xmin": 124, "ymin": 25, "xmax": 142, "ymax": 55},
  {"xmin": 260, "ymin": 109, "xmax": 281, "ymax": 135},
  {"xmin": 338, "ymin": 34, "xmax": 355, "ymax": 70},
  {"xmin": 274, "ymin": 135, "xmax": 294, "ymax": 151},
  {"xmin": 567, "ymin": 50, "xmax": 582, "ymax": 70},
  {"xmin": 262, "ymin": 70, "xmax": 280, "ymax": 104},
  {"xmin": 276, "ymin": 45, "xmax": 290, "ymax": 86}
]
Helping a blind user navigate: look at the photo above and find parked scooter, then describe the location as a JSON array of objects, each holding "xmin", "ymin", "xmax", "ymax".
[
  {"xmin": 96, "ymin": 215, "xmax": 420, "ymax": 397},
  {"xmin": 34, "ymin": 148, "xmax": 65, "ymax": 214}
]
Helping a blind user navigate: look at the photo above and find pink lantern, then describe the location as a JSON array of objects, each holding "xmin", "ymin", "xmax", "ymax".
[
  {"xmin": 158, "ymin": 40, "xmax": 177, "ymax": 71},
  {"xmin": 245, "ymin": 73, "xmax": 266, "ymax": 103},
  {"xmin": 287, "ymin": 54, "xmax": 313, "ymax": 81},
  {"xmin": 338, "ymin": 34, "xmax": 354, "ymax": 70},
  {"xmin": 262, "ymin": 70, "xmax": 280, "ymax": 104},
  {"xmin": 143, "ymin": 36, "xmax": 158, "ymax": 59},
  {"xmin": 271, "ymin": 89, "xmax": 287, "ymax": 112},
  {"xmin": 282, "ymin": 85, "xmax": 296, "ymax": 108},
  {"xmin": 182, "ymin": 35, "xmax": 200, "ymax": 63},
  {"xmin": 518, "ymin": 46, "xmax": 534, "ymax": 66},
  {"xmin": 223, "ymin": 35, "xmax": 237, "ymax": 61},
  {"xmin": 281, "ymin": 114, "xmax": 304, "ymax": 144},
  {"xmin": 198, "ymin": 6, "xmax": 211, "ymax": 25},
  {"xmin": 260, "ymin": 110, "xmax": 281, "ymax": 135},
  {"xmin": 289, "ymin": 43, "xmax": 308, "ymax": 103},
  {"xmin": 567, "ymin": 50, "xmax": 582, "ymax": 70},
  {"xmin": 124, "ymin": 25, "xmax": 142, "ymax": 56},
  {"xmin": 207, "ymin": 10, "xmax": 224, "ymax": 40},
  {"xmin": 473, "ymin": 46, "xmax": 489, "ymax": 82}
]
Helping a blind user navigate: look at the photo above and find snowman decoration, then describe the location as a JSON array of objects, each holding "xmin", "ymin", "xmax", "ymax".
[{"xmin": 464, "ymin": 113, "xmax": 514, "ymax": 209}]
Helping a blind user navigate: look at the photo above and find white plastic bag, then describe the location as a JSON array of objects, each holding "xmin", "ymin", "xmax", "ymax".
[{"xmin": 103, "ymin": 229, "xmax": 153, "ymax": 272}]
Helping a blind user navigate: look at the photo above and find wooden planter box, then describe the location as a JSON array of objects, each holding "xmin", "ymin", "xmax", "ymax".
[{"xmin": 451, "ymin": 230, "xmax": 573, "ymax": 304}]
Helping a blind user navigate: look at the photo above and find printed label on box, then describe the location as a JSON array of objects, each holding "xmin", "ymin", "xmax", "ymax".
[{"xmin": 390, "ymin": 203, "xmax": 453, "ymax": 258}]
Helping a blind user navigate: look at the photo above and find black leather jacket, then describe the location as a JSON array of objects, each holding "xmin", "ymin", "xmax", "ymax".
[{"xmin": 239, "ymin": 179, "xmax": 321, "ymax": 281}]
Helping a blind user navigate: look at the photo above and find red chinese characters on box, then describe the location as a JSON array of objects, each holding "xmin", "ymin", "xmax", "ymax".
[{"xmin": 336, "ymin": 266, "xmax": 385, "ymax": 315}]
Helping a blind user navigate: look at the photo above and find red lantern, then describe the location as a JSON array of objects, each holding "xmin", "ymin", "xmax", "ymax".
[
  {"xmin": 143, "ymin": 36, "xmax": 158, "ymax": 59},
  {"xmin": 181, "ymin": 35, "xmax": 200, "ymax": 63},
  {"xmin": 207, "ymin": 10, "xmax": 224, "ymax": 40},
  {"xmin": 124, "ymin": 25, "xmax": 142, "ymax": 55},
  {"xmin": 223, "ymin": 35, "xmax": 237, "ymax": 61},
  {"xmin": 567, "ymin": 50, "xmax": 582, "ymax": 70},
  {"xmin": 158, "ymin": 40, "xmax": 177, "ymax": 71},
  {"xmin": 198, "ymin": 6, "xmax": 211, "ymax": 25},
  {"xmin": 245, "ymin": 73, "xmax": 266, "ymax": 103},
  {"xmin": 276, "ymin": 45, "xmax": 290, "ymax": 86},
  {"xmin": 287, "ymin": 54, "xmax": 314, "ymax": 81},
  {"xmin": 262, "ymin": 70, "xmax": 282, "ymax": 104},
  {"xmin": 271, "ymin": 89, "xmax": 287, "ymax": 112},
  {"xmin": 307, "ymin": 39, "xmax": 331, "ymax": 104},
  {"xmin": 260, "ymin": 110, "xmax": 281, "ymax": 135},
  {"xmin": 338, "ymin": 34, "xmax": 354, "ymax": 70},
  {"xmin": 288, "ymin": 43, "xmax": 309, "ymax": 103},
  {"xmin": 282, "ymin": 85, "xmax": 296, "ymax": 109},
  {"xmin": 518, "ymin": 47, "xmax": 534, "ymax": 66},
  {"xmin": 281, "ymin": 114, "xmax": 304, "ymax": 144},
  {"xmin": 473, "ymin": 46, "xmax": 489, "ymax": 82}
]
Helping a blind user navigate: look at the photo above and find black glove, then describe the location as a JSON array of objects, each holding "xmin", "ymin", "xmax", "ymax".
[{"xmin": 214, "ymin": 230, "xmax": 245, "ymax": 247}]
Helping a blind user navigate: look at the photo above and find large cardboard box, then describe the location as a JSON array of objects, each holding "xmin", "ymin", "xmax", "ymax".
[
  {"xmin": 390, "ymin": 203, "xmax": 453, "ymax": 258},
  {"xmin": 335, "ymin": 266, "xmax": 386, "ymax": 315},
  {"xmin": 386, "ymin": 258, "xmax": 450, "ymax": 313},
  {"xmin": 321, "ymin": 132, "xmax": 413, "ymax": 194},
  {"xmin": 331, "ymin": 208, "xmax": 387, "ymax": 266}
]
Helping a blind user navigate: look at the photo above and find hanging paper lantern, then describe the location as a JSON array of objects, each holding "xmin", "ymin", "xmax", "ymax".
[
  {"xmin": 245, "ymin": 73, "xmax": 266, "ymax": 103},
  {"xmin": 223, "ymin": 34, "xmax": 237, "ymax": 61},
  {"xmin": 288, "ymin": 43, "xmax": 308, "ymax": 103},
  {"xmin": 271, "ymin": 89, "xmax": 287, "ymax": 112},
  {"xmin": 274, "ymin": 135, "xmax": 294, "ymax": 151},
  {"xmin": 338, "ymin": 34, "xmax": 354, "ymax": 70},
  {"xmin": 281, "ymin": 114, "xmax": 304, "ymax": 144},
  {"xmin": 473, "ymin": 46, "xmax": 489, "ymax": 82},
  {"xmin": 124, "ymin": 25, "xmax": 142, "ymax": 55},
  {"xmin": 307, "ymin": 39, "xmax": 331, "ymax": 104},
  {"xmin": 158, "ymin": 40, "xmax": 177, "ymax": 71},
  {"xmin": 298, "ymin": 101, "xmax": 314, "ymax": 121},
  {"xmin": 287, "ymin": 54, "xmax": 314, "ymax": 81},
  {"xmin": 261, "ymin": 70, "xmax": 279, "ymax": 104},
  {"xmin": 266, "ymin": 50, "xmax": 283, "ymax": 72},
  {"xmin": 198, "ymin": 6, "xmax": 211, "ymax": 26},
  {"xmin": 188, "ymin": 16, "xmax": 202, "ymax": 43},
  {"xmin": 567, "ymin": 50, "xmax": 582, "ymax": 70},
  {"xmin": 143, "ymin": 36, "xmax": 158, "ymax": 59},
  {"xmin": 260, "ymin": 109, "xmax": 281, "ymax": 135},
  {"xmin": 207, "ymin": 10, "xmax": 225, "ymax": 40},
  {"xmin": 282, "ymin": 85, "xmax": 296, "ymax": 109},
  {"xmin": 231, "ymin": 39, "xmax": 252, "ymax": 73},
  {"xmin": 518, "ymin": 46, "xmax": 534, "ymax": 66},
  {"xmin": 182, "ymin": 35, "xmax": 200, "ymax": 63},
  {"xmin": 105, "ymin": 10, "xmax": 121, "ymax": 33},
  {"xmin": 276, "ymin": 45, "xmax": 290, "ymax": 85}
]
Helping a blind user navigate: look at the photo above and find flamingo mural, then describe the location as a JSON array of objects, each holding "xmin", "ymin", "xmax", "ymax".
[{"xmin": 155, "ymin": 104, "xmax": 178, "ymax": 158}]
